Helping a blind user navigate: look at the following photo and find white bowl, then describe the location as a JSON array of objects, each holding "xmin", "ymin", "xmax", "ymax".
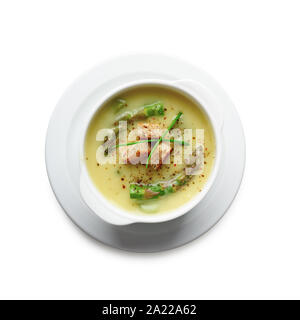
[{"xmin": 80, "ymin": 79, "xmax": 224, "ymax": 225}]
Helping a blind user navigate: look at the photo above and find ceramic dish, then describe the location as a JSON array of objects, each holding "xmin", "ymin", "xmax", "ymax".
[
  {"xmin": 80, "ymin": 79, "xmax": 223, "ymax": 225},
  {"xmin": 45, "ymin": 54, "xmax": 245, "ymax": 252}
]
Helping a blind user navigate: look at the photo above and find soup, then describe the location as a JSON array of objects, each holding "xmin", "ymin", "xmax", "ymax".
[{"xmin": 84, "ymin": 86, "xmax": 215, "ymax": 215}]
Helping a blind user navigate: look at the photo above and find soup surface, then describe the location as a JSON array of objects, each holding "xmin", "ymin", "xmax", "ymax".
[{"xmin": 84, "ymin": 86, "xmax": 215, "ymax": 215}]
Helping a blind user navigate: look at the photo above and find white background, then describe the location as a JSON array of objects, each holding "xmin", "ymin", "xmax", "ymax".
[{"xmin": 0, "ymin": 0, "xmax": 299, "ymax": 300}]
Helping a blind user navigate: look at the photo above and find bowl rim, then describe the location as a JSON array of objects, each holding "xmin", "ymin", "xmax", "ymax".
[{"xmin": 80, "ymin": 78, "xmax": 222, "ymax": 224}]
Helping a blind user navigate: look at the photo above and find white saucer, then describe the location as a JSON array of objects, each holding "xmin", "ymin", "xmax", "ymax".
[{"xmin": 45, "ymin": 54, "xmax": 245, "ymax": 252}]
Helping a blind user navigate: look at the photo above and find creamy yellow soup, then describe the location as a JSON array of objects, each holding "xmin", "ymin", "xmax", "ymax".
[{"xmin": 84, "ymin": 86, "xmax": 215, "ymax": 215}]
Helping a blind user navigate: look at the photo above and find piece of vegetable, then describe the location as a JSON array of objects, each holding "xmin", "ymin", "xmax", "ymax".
[
  {"xmin": 130, "ymin": 145, "xmax": 202, "ymax": 200},
  {"xmin": 113, "ymin": 138, "xmax": 189, "ymax": 149},
  {"xmin": 113, "ymin": 98, "xmax": 127, "ymax": 113},
  {"xmin": 146, "ymin": 112, "xmax": 183, "ymax": 168},
  {"xmin": 130, "ymin": 171, "xmax": 191, "ymax": 200},
  {"xmin": 114, "ymin": 101, "xmax": 164, "ymax": 123},
  {"xmin": 104, "ymin": 103, "xmax": 164, "ymax": 154},
  {"xmin": 139, "ymin": 201, "xmax": 159, "ymax": 213}
]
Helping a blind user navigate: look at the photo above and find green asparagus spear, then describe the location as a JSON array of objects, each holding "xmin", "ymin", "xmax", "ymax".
[
  {"xmin": 114, "ymin": 101, "xmax": 164, "ymax": 123},
  {"xmin": 105, "ymin": 101, "xmax": 164, "ymax": 146},
  {"xmin": 129, "ymin": 171, "xmax": 191, "ymax": 200},
  {"xmin": 130, "ymin": 145, "xmax": 201, "ymax": 200},
  {"xmin": 113, "ymin": 98, "xmax": 127, "ymax": 114},
  {"xmin": 105, "ymin": 101, "xmax": 164, "ymax": 156}
]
